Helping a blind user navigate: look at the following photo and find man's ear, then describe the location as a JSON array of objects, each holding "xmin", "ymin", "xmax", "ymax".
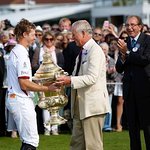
[
  {"xmin": 23, "ymin": 32, "xmax": 28, "ymax": 38},
  {"xmin": 82, "ymin": 30, "xmax": 86, "ymax": 37}
]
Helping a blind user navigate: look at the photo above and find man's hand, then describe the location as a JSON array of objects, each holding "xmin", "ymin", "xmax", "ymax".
[
  {"xmin": 55, "ymin": 76, "xmax": 71, "ymax": 86},
  {"xmin": 117, "ymin": 39, "xmax": 128, "ymax": 55},
  {"xmin": 48, "ymin": 83, "xmax": 61, "ymax": 92}
]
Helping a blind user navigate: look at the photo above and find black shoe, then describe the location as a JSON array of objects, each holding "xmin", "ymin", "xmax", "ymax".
[{"xmin": 20, "ymin": 143, "xmax": 36, "ymax": 150}]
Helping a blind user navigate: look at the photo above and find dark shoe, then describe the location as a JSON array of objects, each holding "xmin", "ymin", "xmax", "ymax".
[{"xmin": 20, "ymin": 143, "xmax": 36, "ymax": 150}]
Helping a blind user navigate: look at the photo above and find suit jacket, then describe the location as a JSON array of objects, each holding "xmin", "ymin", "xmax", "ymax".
[
  {"xmin": 116, "ymin": 33, "xmax": 150, "ymax": 100},
  {"xmin": 71, "ymin": 39, "xmax": 110, "ymax": 120},
  {"xmin": 63, "ymin": 41, "xmax": 80, "ymax": 75}
]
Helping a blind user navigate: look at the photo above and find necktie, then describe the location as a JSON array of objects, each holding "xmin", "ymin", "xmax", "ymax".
[
  {"xmin": 75, "ymin": 50, "xmax": 82, "ymax": 76},
  {"xmin": 131, "ymin": 39, "xmax": 136, "ymax": 48}
]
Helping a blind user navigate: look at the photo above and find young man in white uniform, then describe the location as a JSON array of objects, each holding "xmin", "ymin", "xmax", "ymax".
[{"xmin": 6, "ymin": 19, "xmax": 60, "ymax": 150}]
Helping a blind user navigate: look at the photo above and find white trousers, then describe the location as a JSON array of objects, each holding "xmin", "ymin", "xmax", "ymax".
[
  {"xmin": 43, "ymin": 109, "xmax": 58, "ymax": 132},
  {"xmin": 6, "ymin": 94, "xmax": 39, "ymax": 147}
]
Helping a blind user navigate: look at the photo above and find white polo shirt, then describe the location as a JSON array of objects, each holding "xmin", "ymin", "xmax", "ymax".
[{"xmin": 7, "ymin": 44, "xmax": 32, "ymax": 98}]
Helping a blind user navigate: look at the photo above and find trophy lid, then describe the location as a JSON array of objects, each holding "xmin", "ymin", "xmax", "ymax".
[{"xmin": 33, "ymin": 50, "xmax": 66, "ymax": 82}]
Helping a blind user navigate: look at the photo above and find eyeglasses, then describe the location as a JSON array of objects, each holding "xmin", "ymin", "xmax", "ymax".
[
  {"xmin": 44, "ymin": 38, "xmax": 53, "ymax": 42},
  {"xmin": 35, "ymin": 34, "xmax": 42, "ymax": 37},
  {"xmin": 125, "ymin": 24, "xmax": 139, "ymax": 28},
  {"xmin": 94, "ymin": 32, "xmax": 102, "ymax": 36}
]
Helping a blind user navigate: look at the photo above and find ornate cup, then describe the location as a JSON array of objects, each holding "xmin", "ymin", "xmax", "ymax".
[{"xmin": 32, "ymin": 51, "xmax": 68, "ymax": 125}]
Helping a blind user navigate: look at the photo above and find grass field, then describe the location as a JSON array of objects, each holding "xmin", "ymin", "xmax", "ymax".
[{"xmin": 0, "ymin": 130, "xmax": 145, "ymax": 150}]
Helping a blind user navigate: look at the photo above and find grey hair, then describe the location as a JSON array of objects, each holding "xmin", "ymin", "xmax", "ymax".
[
  {"xmin": 99, "ymin": 42, "xmax": 109, "ymax": 51},
  {"xmin": 72, "ymin": 20, "xmax": 92, "ymax": 35}
]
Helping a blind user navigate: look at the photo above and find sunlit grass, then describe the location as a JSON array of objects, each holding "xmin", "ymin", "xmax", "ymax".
[{"xmin": 0, "ymin": 130, "xmax": 145, "ymax": 150}]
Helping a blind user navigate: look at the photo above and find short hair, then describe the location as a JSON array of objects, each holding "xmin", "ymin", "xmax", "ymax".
[
  {"xmin": 72, "ymin": 20, "xmax": 92, "ymax": 35},
  {"xmin": 59, "ymin": 17, "xmax": 71, "ymax": 26},
  {"xmin": 42, "ymin": 31, "xmax": 55, "ymax": 43},
  {"xmin": 126, "ymin": 15, "xmax": 143, "ymax": 25},
  {"xmin": 14, "ymin": 18, "xmax": 36, "ymax": 41},
  {"xmin": 99, "ymin": 42, "xmax": 109, "ymax": 51}
]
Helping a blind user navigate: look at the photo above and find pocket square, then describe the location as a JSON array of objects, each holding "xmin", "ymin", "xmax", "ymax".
[{"xmin": 82, "ymin": 60, "xmax": 87, "ymax": 64}]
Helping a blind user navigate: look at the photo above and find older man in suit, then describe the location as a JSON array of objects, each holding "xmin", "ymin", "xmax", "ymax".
[
  {"xmin": 56, "ymin": 20, "xmax": 110, "ymax": 150},
  {"xmin": 116, "ymin": 15, "xmax": 150, "ymax": 150}
]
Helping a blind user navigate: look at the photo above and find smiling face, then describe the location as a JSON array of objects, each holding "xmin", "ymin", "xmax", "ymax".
[
  {"xmin": 43, "ymin": 34, "xmax": 54, "ymax": 48},
  {"xmin": 22, "ymin": 29, "xmax": 36, "ymax": 48},
  {"xmin": 93, "ymin": 28, "xmax": 102, "ymax": 42},
  {"xmin": 14, "ymin": 19, "xmax": 36, "ymax": 48},
  {"xmin": 125, "ymin": 16, "xmax": 142, "ymax": 38},
  {"xmin": 71, "ymin": 20, "xmax": 92, "ymax": 48}
]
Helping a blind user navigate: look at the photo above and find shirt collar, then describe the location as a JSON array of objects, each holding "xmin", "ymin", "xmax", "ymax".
[
  {"xmin": 130, "ymin": 32, "xmax": 141, "ymax": 41},
  {"xmin": 83, "ymin": 38, "xmax": 94, "ymax": 50},
  {"xmin": 17, "ymin": 44, "xmax": 29, "ymax": 56}
]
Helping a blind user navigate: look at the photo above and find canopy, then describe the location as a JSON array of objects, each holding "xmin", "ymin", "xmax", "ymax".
[{"xmin": 0, "ymin": 4, "xmax": 93, "ymax": 25}]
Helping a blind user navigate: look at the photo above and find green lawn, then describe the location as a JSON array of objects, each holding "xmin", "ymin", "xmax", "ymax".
[{"xmin": 0, "ymin": 131, "xmax": 145, "ymax": 150}]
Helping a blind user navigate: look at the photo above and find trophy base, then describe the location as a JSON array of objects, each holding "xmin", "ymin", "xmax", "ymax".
[
  {"xmin": 45, "ymin": 115, "xmax": 67, "ymax": 125},
  {"xmin": 38, "ymin": 96, "xmax": 68, "ymax": 125}
]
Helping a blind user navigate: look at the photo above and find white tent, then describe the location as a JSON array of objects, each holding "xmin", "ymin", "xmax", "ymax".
[{"xmin": 0, "ymin": 4, "xmax": 93, "ymax": 25}]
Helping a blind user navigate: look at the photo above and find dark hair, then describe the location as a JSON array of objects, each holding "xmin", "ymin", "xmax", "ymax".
[
  {"xmin": 126, "ymin": 15, "xmax": 143, "ymax": 25},
  {"xmin": 119, "ymin": 31, "xmax": 128, "ymax": 38},
  {"xmin": 3, "ymin": 19, "xmax": 13, "ymax": 30},
  {"xmin": 142, "ymin": 24, "xmax": 150, "ymax": 32},
  {"xmin": 104, "ymin": 33, "xmax": 116, "ymax": 45}
]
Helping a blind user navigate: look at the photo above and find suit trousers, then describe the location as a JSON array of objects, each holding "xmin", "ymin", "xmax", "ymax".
[
  {"xmin": 70, "ymin": 95, "xmax": 105, "ymax": 150},
  {"xmin": 125, "ymin": 89, "xmax": 150, "ymax": 150}
]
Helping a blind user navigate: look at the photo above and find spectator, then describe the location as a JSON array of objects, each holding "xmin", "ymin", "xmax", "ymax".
[
  {"xmin": 116, "ymin": 15, "xmax": 150, "ymax": 149},
  {"xmin": 7, "ymin": 27, "xmax": 16, "ymax": 40},
  {"xmin": 141, "ymin": 24, "xmax": 149, "ymax": 33},
  {"xmin": 119, "ymin": 31, "xmax": 128, "ymax": 43},
  {"xmin": 93, "ymin": 27, "xmax": 103, "ymax": 44},
  {"xmin": 100, "ymin": 42, "xmax": 116, "ymax": 132},
  {"xmin": 3, "ymin": 39, "xmax": 18, "ymax": 138},
  {"xmin": 59, "ymin": 17, "xmax": 71, "ymax": 31},
  {"xmin": 54, "ymin": 32, "xmax": 64, "ymax": 50},
  {"xmin": 51, "ymin": 24, "xmax": 60, "ymax": 34},
  {"xmin": 42, "ymin": 22, "xmax": 51, "ymax": 33},
  {"xmin": 35, "ymin": 25, "xmax": 43, "ymax": 49},
  {"xmin": 108, "ymin": 37, "xmax": 124, "ymax": 132}
]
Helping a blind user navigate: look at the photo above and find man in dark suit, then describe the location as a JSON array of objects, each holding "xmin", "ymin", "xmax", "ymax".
[
  {"xmin": 116, "ymin": 15, "xmax": 150, "ymax": 150},
  {"xmin": 62, "ymin": 41, "xmax": 80, "ymax": 131},
  {"xmin": 63, "ymin": 41, "xmax": 80, "ymax": 76}
]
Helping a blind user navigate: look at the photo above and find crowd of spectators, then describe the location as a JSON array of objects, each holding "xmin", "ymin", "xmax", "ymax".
[{"xmin": 0, "ymin": 16, "xmax": 150, "ymax": 138}]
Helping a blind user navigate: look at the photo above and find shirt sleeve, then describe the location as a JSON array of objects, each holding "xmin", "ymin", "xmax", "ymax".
[{"xmin": 17, "ymin": 56, "xmax": 31, "ymax": 79}]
